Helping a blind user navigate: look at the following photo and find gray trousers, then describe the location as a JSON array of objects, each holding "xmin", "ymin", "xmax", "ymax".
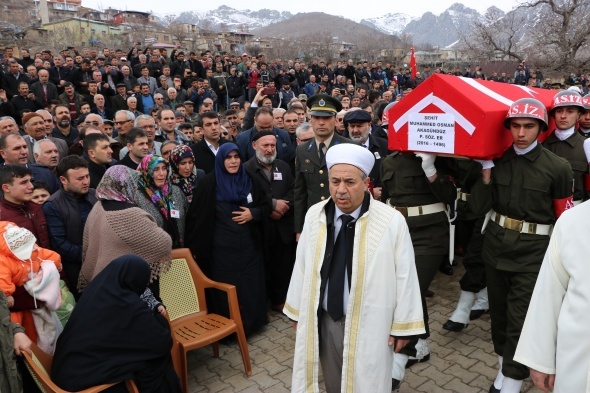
[{"xmin": 319, "ymin": 310, "xmax": 346, "ymax": 393}]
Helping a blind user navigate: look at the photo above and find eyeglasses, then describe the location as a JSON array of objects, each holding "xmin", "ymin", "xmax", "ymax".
[
  {"xmin": 140, "ymin": 125, "xmax": 156, "ymax": 130},
  {"xmin": 85, "ymin": 121, "xmax": 101, "ymax": 126},
  {"xmin": 202, "ymin": 102, "xmax": 212, "ymax": 106},
  {"xmin": 113, "ymin": 120, "xmax": 131, "ymax": 125},
  {"xmin": 155, "ymin": 97, "xmax": 164, "ymax": 100},
  {"xmin": 297, "ymin": 137, "xmax": 312, "ymax": 143}
]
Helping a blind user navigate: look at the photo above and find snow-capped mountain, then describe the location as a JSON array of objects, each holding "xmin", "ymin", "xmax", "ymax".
[
  {"xmin": 170, "ymin": 3, "xmax": 528, "ymax": 48},
  {"xmin": 403, "ymin": 3, "xmax": 482, "ymax": 47},
  {"xmin": 175, "ymin": 6, "xmax": 292, "ymax": 31},
  {"xmin": 360, "ymin": 13, "xmax": 417, "ymax": 35}
]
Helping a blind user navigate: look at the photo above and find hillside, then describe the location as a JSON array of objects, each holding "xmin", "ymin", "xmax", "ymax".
[{"xmin": 253, "ymin": 12, "xmax": 391, "ymax": 43}]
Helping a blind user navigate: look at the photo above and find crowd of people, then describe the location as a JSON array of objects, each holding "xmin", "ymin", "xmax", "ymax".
[{"xmin": 0, "ymin": 43, "xmax": 589, "ymax": 393}]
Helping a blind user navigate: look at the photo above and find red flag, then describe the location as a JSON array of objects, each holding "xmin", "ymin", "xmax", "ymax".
[{"xmin": 410, "ymin": 46, "xmax": 417, "ymax": 79}]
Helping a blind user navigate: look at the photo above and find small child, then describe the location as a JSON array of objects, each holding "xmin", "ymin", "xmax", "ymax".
[
  {"xmin": 0, "ymin": 221, "xmax": 62, "ymax": 344},
  {"xmin": 31, "ymin": 181, "xmax": 51, "ymax": 205}
]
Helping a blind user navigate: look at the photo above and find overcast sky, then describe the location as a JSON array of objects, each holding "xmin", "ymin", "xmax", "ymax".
[{"xmin": 86, "ymin": 0, "xmax": 521, "ymax": 20}]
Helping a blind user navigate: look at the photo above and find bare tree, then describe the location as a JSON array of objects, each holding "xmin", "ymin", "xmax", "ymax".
[
  {"xmin": 520, "ymin": 0, "xmax": 590, "ymax": 71},
  {"xmin": 461, "ymin": 7, "xmax": 526, "ymax": 63},
  {"xmin": 161, "ymin": 14, "xmax": 190, "ymax": 45}
]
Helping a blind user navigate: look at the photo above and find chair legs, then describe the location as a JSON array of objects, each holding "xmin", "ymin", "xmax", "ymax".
[
  {"xmin": 179, "ymin": 348, "xmax": 189, "ymax": 393},
  {"xmin": 212, "ymin": 342, "xmax": 219, "ymax": 357},
  {"xmin": 235, "ymin": 326, "xmax": 252, "ymax": 376}
]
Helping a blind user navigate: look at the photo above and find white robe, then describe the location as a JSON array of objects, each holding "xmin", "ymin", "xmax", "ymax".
[
  {"xmin": 284, "ymin": 197, "xmax": 425, "ymax": 393},
  {"xmin": 514, "ymin": 201, "xmax": 590, "ymax": 393}
]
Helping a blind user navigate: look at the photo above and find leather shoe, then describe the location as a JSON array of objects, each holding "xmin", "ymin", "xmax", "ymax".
[
  {"xmin": 439, "ymin": 263, "xmax": 454, "ymax": 276},
  {"xmin": 470, "ymin": 309, "xmax": 488, "ymax": 320},
  {"xmin": 443, "ymin": 320, "xmax": 467, "ymax": 332},
  {"xmin": 392, "ymin": 378, "xmax": 401, "ymax": 390},
  {"xmin": 488, "ymin": 382, "xmax": 501, "ymax": 393},
  {"xmin": 405, "ymin": 353, "xmax": 430, "ymax": 369},
  {"xmin": 425, "ymin": 290, "xmax": 435, "ymax": 298}
]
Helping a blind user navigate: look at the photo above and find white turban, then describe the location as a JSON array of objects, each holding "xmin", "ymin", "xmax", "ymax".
[{"xmin": 326, "ymin": 143, "xmax": 375, "ymax": 176}]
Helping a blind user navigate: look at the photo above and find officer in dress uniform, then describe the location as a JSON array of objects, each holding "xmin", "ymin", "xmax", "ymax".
[
  {"xmin": 542, "ymin": 90, "xmax": 590, "ymax": 202},
  {"xmin": 470, "ymin": 98, "xmax": 574, "ymax": 393},
  {"xmin": 380, "ymin": 141, "xmax": 457, "ymax": 389},
  {"xmin": 294, "ymin": 94, "xmax": 354, "ymax": 237}
]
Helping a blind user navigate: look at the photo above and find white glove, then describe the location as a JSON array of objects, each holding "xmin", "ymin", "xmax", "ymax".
[
  {"xmin": 474, "ymin": 159, "xmax": 495, "ymax": 170},
  {"xmin": 415, "ymin": 152, "xmax": 437, "ymax": 177}
]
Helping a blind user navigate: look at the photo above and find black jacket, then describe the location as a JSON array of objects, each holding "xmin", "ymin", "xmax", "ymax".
[
  {"xmin": 244, "ymin": 157, "xmax": 294, "ymax": 244},
  {"xmin": 190, "ymin": 138, "xmax": 230, "ymax": 174}
]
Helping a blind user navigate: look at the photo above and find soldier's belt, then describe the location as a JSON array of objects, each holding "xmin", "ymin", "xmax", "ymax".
[
  {"xmin": 489, "ymin": 210, "xmax": 551, "ymax": 236},
  {"xmin": 457, "ymin": 191, "xmax": 470, "ymax": 201},
  {"xmin": 386, "ymin": 201, "xmax": 446, "ymax": 218}
]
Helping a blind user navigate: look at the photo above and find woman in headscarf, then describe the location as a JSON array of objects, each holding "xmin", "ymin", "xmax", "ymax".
[
  {"xmin": 136, "ymin": 155, "xmax": 188, "ymax": 249},
  {"xmin": 168, "ymin": 145, "xmax": 205, "ymax": 203},
  {"xmin": 52, "ymin": 255, "xmax": 181, "ymax": 393},
  {"xmin": 79, "ymin": 166, "xmax": 172, "ymax": 311},
  {"xmin": 185, "ymin": 143, "xmax": 271, "ymax": 335}
]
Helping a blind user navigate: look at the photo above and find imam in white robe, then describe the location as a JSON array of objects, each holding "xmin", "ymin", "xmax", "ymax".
[
  {"xmin": 284, "ymin": 197, "xmax": 425, "ymax": 393},
  {"xmin": 514, "ymin": 201, "xmax": 590, "ymax": 393}
]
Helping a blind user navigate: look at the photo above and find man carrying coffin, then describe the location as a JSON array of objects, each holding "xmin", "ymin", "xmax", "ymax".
[
  {"xmin": 542, "ymin": 90, "xmax": 589, "ymax": 202},
  {"xmin": 470, "ymin": 98, "xmax": 574, "ymax": 393},
  {"xmin": 380, "ymin": 136, "xmax": 457, "ymax": 389}
]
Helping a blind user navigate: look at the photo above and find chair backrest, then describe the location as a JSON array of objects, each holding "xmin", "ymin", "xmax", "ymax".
[
  {"xmin": 23, "ymin": 342, "xmax": 137, "ymax": 393},
  {"xmin": 23, "ymin": 342, "xmax": 58, "ymax": 393},
  {"xmin": 160, "ymin": 248, "xmax": 208, "ymax": 321}
]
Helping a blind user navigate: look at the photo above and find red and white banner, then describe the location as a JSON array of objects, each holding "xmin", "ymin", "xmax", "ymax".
[{"xmin": 387, "ymin": 74, "xmax": 558, "ymax": 159}]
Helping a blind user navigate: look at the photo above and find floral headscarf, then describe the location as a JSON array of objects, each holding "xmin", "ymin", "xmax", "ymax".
[
  {"xmin": 96, "ymin": 166, "xmax": 139, "ymax": 203},
  {"xmin": 137, "ymin": 155, "xmax": 172, "ymax": 220},
  {"xmin": 168, "ymin": 145, "xmax": 197, "ymax": 202}
]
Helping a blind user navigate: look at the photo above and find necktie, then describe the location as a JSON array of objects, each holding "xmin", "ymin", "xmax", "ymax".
[
  {"xmin": 318, "ymin": 142, "xmax": 326, "ymax": 164},
  {"xmin": 328, "ymin": 214, "xmax": 354, "ymax": 321}
]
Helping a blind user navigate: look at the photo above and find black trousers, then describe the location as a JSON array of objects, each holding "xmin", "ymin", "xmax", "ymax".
[
  {"xmin": 459, "ymin": 217, "xmax": 487, "ymax": 293},
  {"xmin": 486, "ymin": 267, "xmax": 538, "ymax": 380}
]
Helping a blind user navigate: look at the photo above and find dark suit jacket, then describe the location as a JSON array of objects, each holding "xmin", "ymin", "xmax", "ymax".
[
  {"xmin": 111, "ymin": 94, "xmax": 129, "ymax": 112},
  {"xmin": 30, "ymin": 82, "xmax": 59, "ymax": 107},
  {"xmin": 25, "ymin": 136, "xmax": 69, "ymax": 165},
  {"xmin": 190, "ymin": 138, "xmax": 230, "ymax": 174},
  {"xmin": 294, "ymin": 133, "xmax": 355, "ymax": 232},
  {"xmin": 244, "ymin": 157, "xmax": 294, "ymax": 244},
  {"xmin": 2, "ymin": 72, "xmax": 30, "ymax": 99},
  {"xmin": 90, "ymin": 107, "xmax": 114, "ymax": 121},
  {"xmin": 48, "ymin": 66, "xmax": 73, "ymax": 93}
]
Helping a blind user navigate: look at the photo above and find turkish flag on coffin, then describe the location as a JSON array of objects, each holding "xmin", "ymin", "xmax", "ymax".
[{"xmin": 386, "ymin": 74, "xmax": 558, "ymax": 159}]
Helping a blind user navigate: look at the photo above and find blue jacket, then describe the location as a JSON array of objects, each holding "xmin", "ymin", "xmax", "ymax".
[
  {"xmin": 236, "ymin": 127, "xmax": 295, "ymax": 164},
  {"xmin": 303, "ymin": 83, "xmax": 319, "ymax": 97}
]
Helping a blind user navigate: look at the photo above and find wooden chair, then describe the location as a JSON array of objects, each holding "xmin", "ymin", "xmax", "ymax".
[
  {"xmin": 160, "ymin": 248, "xmax": 252, "ymax": 393},
  {"xmin": 22, "ymin": 342, "xmax": 139, "ymax": 393}
]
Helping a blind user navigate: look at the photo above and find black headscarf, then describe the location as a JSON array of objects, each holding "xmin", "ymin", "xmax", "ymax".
[{"xmin": 52, "ymin": 255, "xmax": 180, "ymax": 393}]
